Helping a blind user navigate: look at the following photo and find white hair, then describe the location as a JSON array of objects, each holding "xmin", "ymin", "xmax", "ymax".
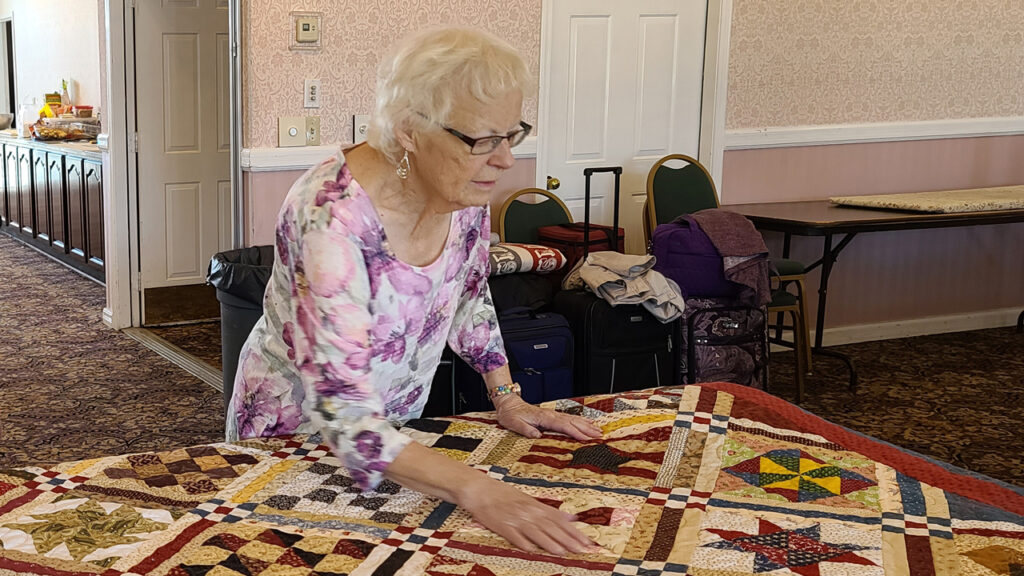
[{"xmin": 367, "ymin": 26, "xmax": 532, "ymax": 164}]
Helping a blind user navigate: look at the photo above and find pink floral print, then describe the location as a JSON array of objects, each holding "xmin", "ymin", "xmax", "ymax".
[{"xmin": 226, "ymin": 151, "xmax": 507, "ymax": 490}]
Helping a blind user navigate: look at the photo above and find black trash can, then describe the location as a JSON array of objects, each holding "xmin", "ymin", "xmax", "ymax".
[{"xmin": 207, "ymin": 245, "xmax": 275, "ymax": 409}]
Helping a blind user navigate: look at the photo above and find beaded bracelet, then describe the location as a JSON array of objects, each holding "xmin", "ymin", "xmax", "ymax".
[{"xmin": 488, "ymin": 382, "xmax": 521, "ymax": 401}]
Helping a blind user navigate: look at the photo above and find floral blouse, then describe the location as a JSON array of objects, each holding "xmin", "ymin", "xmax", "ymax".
[{"xmin": 226, "ymin": 151, "xmax": 508, "ymax": 490}]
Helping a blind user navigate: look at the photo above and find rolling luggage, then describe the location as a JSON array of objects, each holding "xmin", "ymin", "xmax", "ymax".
[
  {"xmin": 554, "ymin": 289, "xmax": 675, "ymax": 395},
  {"xmin": 536, "ymin": 223, "xmax": 624, "ymax": 269},
  {"xmin": 550, "ymin": 167, "xmax": 678, "ymax": 395},
  {"xmin": 426, "ymin": 308, "xmax": 575, "ymax": 415},
  {"xmin": 483, "ymin": 309, "xmax": 574, "ymax": 405},
  {"xmin": 677, "ymin": 299, "xmax": 768, "ymax": 389},
  {"xmin": 650, "ymin": 218, "xmax": 769, "ymax": 389},
  {"xmin": 651, "ymin": 215, "xmax": 743, "ymax": 299},
  {"xmin": 487, "ymin": 272, "xmax": 555, "ymax": 313},
  {"xmin": 536, "ymin": 167, "xmax": 625, "ymax": 268}
]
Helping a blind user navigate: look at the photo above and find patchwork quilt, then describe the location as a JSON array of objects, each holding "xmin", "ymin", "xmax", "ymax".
[{"xmin": 2, "ymin": 383, "xmax": 1023, "ymax": 576}]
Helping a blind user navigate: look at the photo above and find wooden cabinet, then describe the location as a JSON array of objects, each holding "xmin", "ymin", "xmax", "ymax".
[
  {"xmin": 0, "ymin": 139, "xmax": 104, "ymax": 281},
  {"xmin": 84, "ymin": 160, "xmax": 104, "ymax": 269},
  {"xmin": 17, "ymin": 146, "xmax": 33, "ymax": 237},
  {"xmin": 32, "ymin": 151, "xmax": 50, "ymax": 243},
  {"xmin": 4, "ymin": 145, "xmax": 20, "ymax": 231},
  {"xmin": 47, "ymin": 153, "xmax": 66, "ymax": 251},
  {"xmin": 65, "ymin": 157, "xmax": 87, "ymax": 264}
]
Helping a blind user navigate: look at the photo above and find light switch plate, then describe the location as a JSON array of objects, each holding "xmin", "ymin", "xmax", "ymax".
[
  {"xmin": 305, "ymin": 116, "xmax": 321, "ymax": 146},
  {"xmin": 353, "ymin": 114, "xmax": 370, "ymax": 144},
  {"xmin": 278, "ymin": 116, "xmax": 305, "ymax": 147},
  {"xmin": 304, "ymin": 79, "xmax": 321, "ymax": 108}
]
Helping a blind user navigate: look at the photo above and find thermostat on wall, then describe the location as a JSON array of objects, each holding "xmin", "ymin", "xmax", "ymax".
[
  {"xmin": 289, "ymin": 11, "xmax": 323, "ymax": 51},
  {"xmin": 296, "ymin": 17, "xmax": 319, "ymax": 43}
]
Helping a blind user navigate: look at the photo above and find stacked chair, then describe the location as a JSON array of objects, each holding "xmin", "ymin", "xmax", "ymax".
[{"xmin": 497, "ymin": 188, "xmax": 573, "ymax": 244}]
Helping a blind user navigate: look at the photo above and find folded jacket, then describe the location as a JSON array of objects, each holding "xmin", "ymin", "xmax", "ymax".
[
  {"xmin": 562, "ymin": 251, "xmax": 685, "ymax": 322},
  {"xmin": 691, "ymin": 209, "xmax": 772, "ymax": 306}
]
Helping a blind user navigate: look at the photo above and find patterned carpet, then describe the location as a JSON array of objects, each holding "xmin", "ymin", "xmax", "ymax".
[
  {"xmin": 0, "ymin": 233, "xmax": 225, "ymax": 468},
  {"xmin": 3, "ymin": 233, "xmax": 1022, "ymax": 487},
  {"xmin": 768, "ymin": 328, "xmax": 1024, "ymax": 487}
]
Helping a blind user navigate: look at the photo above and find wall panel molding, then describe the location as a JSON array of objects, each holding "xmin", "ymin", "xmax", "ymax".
[{"xmin": 724, "ymin": 117, "xmax": 1024, "ymax": 150}]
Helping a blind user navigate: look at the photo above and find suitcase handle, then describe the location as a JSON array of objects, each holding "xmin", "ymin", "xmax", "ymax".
[
  {"xmin": 500, "ymin": 306, "xmax": 540, "ymax": 319},
  {"xmin": 583, "ymin": 166, "xmax": 623, "ymax": 258},
  {"xmin": 583, "ymin": 166, "xmax": 623, "ymax": 176}
]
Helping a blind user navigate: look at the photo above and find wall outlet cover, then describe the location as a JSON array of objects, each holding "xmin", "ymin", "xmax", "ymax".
[
  {"xmin": 278, "ymin": 116, "xmax": 305, "ymax": 147},
  {"xmin": 353, "ymin": 114, "xmax": 370, "ymax": 144},
  {"xmin": 306, "ymin": 116, "xmax": 321, "ymax": 146}
]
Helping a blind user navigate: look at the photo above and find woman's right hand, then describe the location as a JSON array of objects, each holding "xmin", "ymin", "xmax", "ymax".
[{"xmin": 457, "ymin": 474, "xmax": 598, "ymax": 556}]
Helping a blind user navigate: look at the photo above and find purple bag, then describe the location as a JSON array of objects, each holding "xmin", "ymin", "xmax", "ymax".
[{"xmin": 651, "ymin": 215, "xmax": 742, "ymax": 299}]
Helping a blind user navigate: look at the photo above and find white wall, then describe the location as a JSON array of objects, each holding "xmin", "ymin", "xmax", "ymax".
[{"xmin": 6, "ymin": 0, "xmax": 101, "ymax": 110}]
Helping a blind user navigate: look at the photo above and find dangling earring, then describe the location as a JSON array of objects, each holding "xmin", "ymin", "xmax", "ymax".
[{"xmin": 396, "ymin": 150, "xmax": 410, "ymax": 179}]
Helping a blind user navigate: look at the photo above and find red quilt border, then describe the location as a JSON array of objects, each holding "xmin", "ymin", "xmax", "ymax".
[{"xmin": 696, "ymin": 381, "xmax": 1024, "ymax": 517}]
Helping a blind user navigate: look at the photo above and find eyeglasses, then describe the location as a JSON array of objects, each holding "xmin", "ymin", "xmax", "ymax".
[{"xmin": 440, "ymin": 120, "xmax": 533, "ymax": 155}]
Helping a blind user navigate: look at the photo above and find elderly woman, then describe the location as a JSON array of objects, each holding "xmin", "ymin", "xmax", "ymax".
[{"xmin": 227, "ymin": 27, "xmax": 603, "ymax": 556}]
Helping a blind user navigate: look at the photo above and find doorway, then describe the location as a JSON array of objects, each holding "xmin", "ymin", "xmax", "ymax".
[
  {"xmin": 103, "ymin": 0, "xmax": 235, "ymax": 329},
  {"xmin": 537, "ymin": 0, "xmax": 728, "ymax": 254},
  {"xmin": 132, "ymin": 0, "xmax": 232, "ymax": 326}
]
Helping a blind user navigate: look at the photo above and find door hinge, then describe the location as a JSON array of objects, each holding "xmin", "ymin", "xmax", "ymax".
[{"xmin": 128, "ymin": 132, "xmax": 138, "ymax": 154}]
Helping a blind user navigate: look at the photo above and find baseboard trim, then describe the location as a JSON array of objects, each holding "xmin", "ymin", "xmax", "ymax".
[
  {"xmin": 724, "ymin": 117, "xmax": 1024, "ymax": 150},
  {"xmin": 811, "ymin": 307, "xmax": 1022, "ymax": 347},
  {"xmin": 123, "ymin": 327, "xmax": 223, "ymax": 393}
]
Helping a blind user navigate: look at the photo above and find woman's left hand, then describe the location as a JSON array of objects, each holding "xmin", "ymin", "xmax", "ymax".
[{"xmin": 494, "ymin": 395, "xmax": 603, "ymax": 441}]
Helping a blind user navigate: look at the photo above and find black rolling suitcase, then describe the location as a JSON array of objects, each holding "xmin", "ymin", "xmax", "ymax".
[
  {"xmin": 551, "ymin": 167, "xmax": 678, "ymax": 395},
  {"xmin": 554, "ymin": 289, "xmax": 675, "ymax": 394}
]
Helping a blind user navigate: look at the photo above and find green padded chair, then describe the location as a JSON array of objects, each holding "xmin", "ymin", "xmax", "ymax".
[
  {"xmin": 643, "ymin": 154, "xmax": 812, "ymax": 401},
  {"xmin": 498, "ymin": 188, "xmax": 573, "ymax": 243}
]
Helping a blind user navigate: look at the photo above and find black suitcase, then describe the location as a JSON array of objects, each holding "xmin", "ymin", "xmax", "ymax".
[
  {"xmin": 554, "ymin": 289, "xmax": 675, "ymax": 395},
  {"xmin": 551, "ymin": 166, "xmax": 678, "ymax": 395}
]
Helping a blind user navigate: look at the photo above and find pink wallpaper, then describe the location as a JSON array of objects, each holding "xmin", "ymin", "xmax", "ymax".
[
  {"xmin": 242, "ymin": 0, "xmax": 541, "ymax": 148},
  {"xmin": 721, "ymin": 135, "xmax": 1024, "ymax": 329},
  {"xmin": 727, "ymin": 0, "xmax": 1024, "ymax": 129},
  {"xmin": 245, "ymin": 158, "xmax": 536, "ymax": 245}
]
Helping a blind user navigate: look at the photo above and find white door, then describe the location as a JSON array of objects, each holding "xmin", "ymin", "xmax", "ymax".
[
  {"xmin": 135, "ymin": 0, "xmax": 231, "ymax": 299},
  {"xmin": 538, "ymin": 0, "xmax": 707, "ymax": 254}
]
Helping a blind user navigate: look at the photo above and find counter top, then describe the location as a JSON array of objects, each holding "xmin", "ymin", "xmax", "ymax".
[{"xmin": 0, "ymin": 131, "xmax": 102, "ymax": 161}]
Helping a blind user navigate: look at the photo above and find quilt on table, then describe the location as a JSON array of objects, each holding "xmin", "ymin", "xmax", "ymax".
[
  {"xmin": 829, "ymin": 185, "xmax": 1024, "ymax": 213},
  {"xmin": 2, "ymin": 382, "xmax": 1023, "ymax": 576}
]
